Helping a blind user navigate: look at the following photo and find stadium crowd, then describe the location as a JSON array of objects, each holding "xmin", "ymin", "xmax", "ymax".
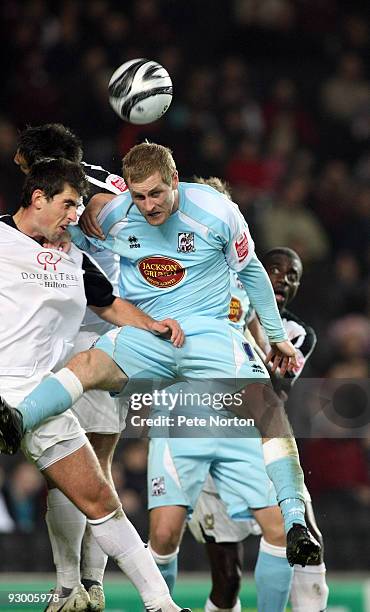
[{"xmin": 0, "ymin": 0, "xmax": 369, "ymax": 574}]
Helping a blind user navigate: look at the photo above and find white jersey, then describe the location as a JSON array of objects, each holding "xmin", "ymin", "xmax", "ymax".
[{"xmin": 0, "ymin": 221, "xmax": 86, "ymax": 379}]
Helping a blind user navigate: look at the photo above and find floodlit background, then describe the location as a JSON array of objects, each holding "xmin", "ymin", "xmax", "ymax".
[{"xmin": 0, "ymin": 1, "xmax": 369, "ymax": 610}]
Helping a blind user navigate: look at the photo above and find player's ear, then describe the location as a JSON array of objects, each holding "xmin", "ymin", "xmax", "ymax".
[
  {"xmin": 31, "ymin": 189, "xmax": 47, "ymax": 209},
  {"xmin": 171, "ymin": 171, "xmax": 179, "ymax": 189}
]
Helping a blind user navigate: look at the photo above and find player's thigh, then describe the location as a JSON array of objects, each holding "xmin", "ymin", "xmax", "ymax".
[
  {"xmin": 44, "ymin": 442, "xmax": 120, "ymax": 519},
  {"xmin": 95, "ymin": 325, "xmax": 177, "ymax": 381},
  {"xmin": 147, "ymin": 437, "xmax": 213, "ymax": 512}
]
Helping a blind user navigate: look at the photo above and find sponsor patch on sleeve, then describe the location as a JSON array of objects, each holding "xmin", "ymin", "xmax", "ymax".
[
  {"xmin": 106, "ymin": 174, "xmax": 128, "ymax": 193},
  {"xmin": 235, "ymin": 232, "xmax": 249, "ymax": 262}
]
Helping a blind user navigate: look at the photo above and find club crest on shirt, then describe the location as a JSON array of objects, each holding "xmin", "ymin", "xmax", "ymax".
[
  {"xmin": 204, "ymin": 513, "xmax": 215, "ymax": 529},
  {"xmin": 151, "ymin": 476, "xmax": 166, "ymax": 496},
  {"xmin": 177, "ymin": 232, "xmax": 195, "ymax": 253}
]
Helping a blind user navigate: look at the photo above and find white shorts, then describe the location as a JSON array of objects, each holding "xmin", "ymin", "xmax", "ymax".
[
  {"xmin": 188, "ymin": 477, "xmax": 312, "ymax": 544},
  {"xmin": 1, "ymin": 373, "xmax": 87, "ymax": 470},
  {"xmin": 188, "ymin": 475, "xmax": 262, "ymax": 544},
  {"xmin": 70, "ymin": 331, "xmax": 128, "ymax": 434}
]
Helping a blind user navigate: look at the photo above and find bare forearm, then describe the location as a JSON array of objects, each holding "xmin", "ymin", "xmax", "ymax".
[{"xmin": 90, "ymin": 297, "xmax": 154, "ymax": 331}]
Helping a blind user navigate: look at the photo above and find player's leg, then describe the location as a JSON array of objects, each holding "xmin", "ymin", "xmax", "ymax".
[
  {"xmin": 204, "ymin": 542, "xmax": 243, "ymax": 612},
  {"xmin": 193, "ymin": 319, "xmax": 319, "ymax": 564},
  {"xmin": 188, "ymin": 477, "xmax": 252, "ymax": 612},
  {"xmin": 44, "ymin": 358, "xmax": 125, "ymax": 612},
  {"xmin": 149, "ymin": 506, "xmax": 187, "ymax": 593},
  {"xmin": 208, "ymin": 438, "xmax": 292, "ymax": 612},
  {"xmin": 0, "ymin": 326, "xmax": 175, "ymax": 449},
  {"xmin": 44, "ymin": 442, "xmax": 189, "ymax": 612},
  {"xmin": 179, "ymin": 319, "xmax": 314, "ymax": 560},
  {"xmin": 147, "ymin": 435, "xmax": 212, "ymax": 593},
  {"xmin": 44, "ymin": 478, "xmax": 88, "ymax": 604},
  {"xmin": 252, "ymin": 506, "xmax": 293, "ymax": 612},
  {"xmin": 80, "ymin": 432, "xmax": 121, "ymax": 610},
  {"xmin": 147, "ymin": 438, "xmax": 189, "ymax": 594},
  {"xmin": 290, "ymin": 499, "xmax": 329, "ymax": 612}
]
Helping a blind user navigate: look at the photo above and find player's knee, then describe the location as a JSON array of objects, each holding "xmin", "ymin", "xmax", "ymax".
[
  {"xmin": 261, "ymin": 519, "xmax": 286, "ymax": 547},
  {"xmin": 150, "ymin": 522, "xmax": 182, "ymax": 554},
  {"xmin": 222, "ymin": 568, "xmax": 241, "ymax": 600}
]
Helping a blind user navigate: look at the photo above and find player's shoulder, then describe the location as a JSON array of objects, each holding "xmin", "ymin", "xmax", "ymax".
[
  {"xmin": 97, "ymin": 191, "xmax": 133, "ymax": 236},
  {"xmin": 178, "ymin": 181, "xmax": 245, "ymax": 233},
  {"xmin": 283, "ymin": 308, "xmax": 317, "ymax": 350}
]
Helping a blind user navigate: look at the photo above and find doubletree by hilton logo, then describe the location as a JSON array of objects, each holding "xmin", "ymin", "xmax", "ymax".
[{"xmin": 36, "ymin": 251, "xmax": 62, "ymax": 271}]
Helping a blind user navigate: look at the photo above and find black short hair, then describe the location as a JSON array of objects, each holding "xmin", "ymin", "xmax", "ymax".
[
  {"xmin": 21, "ymin": 158, "xmax": 88, "ymax": 208},
  {"xmin": 263, "ymin": 247, "xmax": 303, "ymax": 275},
  {"xmin": 17, "ymin": 123, "xmax": 83, "ymax": 167}
]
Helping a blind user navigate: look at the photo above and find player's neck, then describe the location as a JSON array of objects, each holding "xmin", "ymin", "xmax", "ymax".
[{"xmin": 13, "ymin": 208, "xmax": 44, "ymax": 241}]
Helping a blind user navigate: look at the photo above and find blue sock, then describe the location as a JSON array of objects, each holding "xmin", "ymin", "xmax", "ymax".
[
  {"xmin": 255, "ymin": 540, "xmax": 293, "ymax": 612},
  {"xmin": 148, "ymin": 544, "xmax": 178, "ymax": 594},
  {"xmin": 17, "ymin": 371, "xmax": 82, "ymax": 431},
  {"xmin": 156, "ymin": 557, "xmax": 178, "ymax": 594},
  {"xmin": 266, "ymin": 456, "xmax": 306, "ymax": 532}
]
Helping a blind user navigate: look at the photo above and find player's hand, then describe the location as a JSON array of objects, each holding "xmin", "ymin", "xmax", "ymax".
[
  {"xmin": 42, "ymin": 231, "xmax": 72, "ymax": 253},
  {"xmin": 149, "ymin": 318, "xmax": 185, "ymax": 348},
  {"xmin": 79, "ymin": 195, "xmax": 110, "ymax": 239},
  {"xmin": 265, "ymin": 340, "xmax": 297, "ymax": 376}
]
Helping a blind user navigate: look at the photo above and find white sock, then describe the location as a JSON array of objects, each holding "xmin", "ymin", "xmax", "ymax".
[
  {"xmin": 53, "ymin": 368, "xmax": 84, "ymax": 400},
  {"xmin": 148, "ymin": 541, "xmax": 179, "ymax": 565},
  {"xmin": 260, "ymin": 537, "xmax": 287, "ymax": 558},
  {"xmin": 88, "ymin": 507, "xmax": 181, "ymax": 611},
  {"xmin": 45, "ymin": 489, "xmax": 86, "ymax": 589},
  {"xmin": 81, "ymin": 522, "xmax": 108, "ymax": 584},
  {"xmin": 205, "ymin": 597, "xmax": 242, "ymax": 612},
  {"xmin": 290, "ymin": 563, "xmax": 329, "ymax": 611}
]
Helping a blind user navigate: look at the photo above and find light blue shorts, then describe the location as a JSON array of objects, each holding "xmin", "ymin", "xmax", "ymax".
[
  {"xmin": 95, "ymin": 315, "xmax": 269, "ymax": 383},
  {"xmin": 147, "ymin": 435, "xmax": 277, "ymax": 519}
]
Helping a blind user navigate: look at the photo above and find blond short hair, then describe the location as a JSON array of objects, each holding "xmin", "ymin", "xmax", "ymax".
[
  {"xmin": 193, "ymin": 175, "xmax": 232, "ymax": 199},
  {"xmin": 122, "ymin": 142, "xmax": 177, "ymax": 186}
]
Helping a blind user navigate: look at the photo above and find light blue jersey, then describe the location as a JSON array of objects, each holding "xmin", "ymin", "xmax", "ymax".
[{"xmin": 70, "ymin": 182, "xmax": 286, "ymax": 342}]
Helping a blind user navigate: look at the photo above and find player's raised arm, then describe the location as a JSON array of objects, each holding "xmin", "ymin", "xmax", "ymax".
[
  {"xmin": 220, "ymin": 201, "xmax": 297, "ymax": 373},
  {"xmin": 79, "ymin": 193, "xmax": 114, "ymax": 238}
]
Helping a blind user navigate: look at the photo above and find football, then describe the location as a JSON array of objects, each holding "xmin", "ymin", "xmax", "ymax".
[{"xmin": 108, "ymin": 58, "xmax": 173, "ymax": 124}]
